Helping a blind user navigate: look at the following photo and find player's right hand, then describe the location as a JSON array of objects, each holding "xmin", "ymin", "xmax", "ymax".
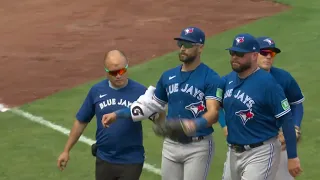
[
  {"xmin": 288, "ymin": 157, "xmax": 303, "ymax": 177},
  {"xmin": 101, "ymin": 112, "xmax": 117, "ymax": 128},
  {"xmin": 57, "ymin": 151, "xmax": 70, "ymax": 171}
]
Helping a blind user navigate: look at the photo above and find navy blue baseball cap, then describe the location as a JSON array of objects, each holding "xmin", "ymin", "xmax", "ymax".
[
  {"xmin": 256, "ymin": 36, "xmax": 281, "ymax": 53},
  {"xmin": 226, "ymin": 33, "xmax": 260, "ymax": 53},
  {"xmin": 174, "ymin": 27, "xmax": 205, "ymax": 44}
]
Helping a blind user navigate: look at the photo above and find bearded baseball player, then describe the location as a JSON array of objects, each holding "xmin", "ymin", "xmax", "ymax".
[
  {"xmin": 101, "ymin": 26, "xmax": 223, "ymax": 180},
  {"xmin": 219, "ymin": 33, "xmax": 302, "ymax": 180},
  {"xmin": 220, "ymin": 36, "xmax": 305, "ymax": 180}
]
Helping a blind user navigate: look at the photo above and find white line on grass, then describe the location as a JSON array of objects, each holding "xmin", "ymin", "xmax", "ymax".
[{"xmin": 0, "ymin": 103, "xmax": 161, "ymax": 176}]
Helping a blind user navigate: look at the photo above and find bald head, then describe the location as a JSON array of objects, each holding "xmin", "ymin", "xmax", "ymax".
[{"xmin": 104, "ymin": 50, "xmax": 128, "ymax": 70}]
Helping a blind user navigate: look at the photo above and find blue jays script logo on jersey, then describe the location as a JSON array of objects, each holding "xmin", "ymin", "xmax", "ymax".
[
  {"xmin": 167, "ymin": 83, "xmax": 205, "ymax": 101},
  {"xmin": 224, "ymin": 88, "xmax": 256, "ymax": 124},
  {"xmin": 99, "ymin": 98, "xmax": 132, "ymax": 110},
  {"xmin": 185, "ymin": 101, "xmax": 206, "ymax": 117},
  {"xmin": 224, "ymin": 89, "xmax": 255, "ymax": 109},
  {"xmin": 235, "ymin": 109, "xmax": 254, "ymax": 125}
]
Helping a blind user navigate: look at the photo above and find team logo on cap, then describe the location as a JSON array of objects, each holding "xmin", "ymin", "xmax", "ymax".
[
  {"xmin": 235, "ymin": 109, "xmax": 254, "ymax": 125},
  {"xmin": 235, "ymin": 37, "xmax": 244, "ymax": 45},
  {"xmin": 263, "ymin": 38, "xmax": 274, "ymax": 45},
  {"xmin": 184, "ymin": 28, "xmax": 194, "ymax": 35}
]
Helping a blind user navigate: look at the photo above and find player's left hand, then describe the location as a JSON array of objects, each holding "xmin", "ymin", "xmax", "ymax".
[
  {"xmin": 288, "ymin": 157, "xmax": 303, "ymax": 177},
  {"xmin": 278, "ymin": 126, "xmax": 301, "ymax": 151}
]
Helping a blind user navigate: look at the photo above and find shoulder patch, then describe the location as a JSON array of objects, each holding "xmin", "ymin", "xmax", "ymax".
[
  {"xmin": 281, "ymin": 99, "xmax": 290, "ymax": 111},
  {"xmin": 216, "ymin": 88, "xmax": 223, "ymax": 99}
]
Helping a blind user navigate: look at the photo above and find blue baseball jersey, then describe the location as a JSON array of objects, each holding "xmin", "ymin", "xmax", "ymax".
[
  {"xmin": 76, "ymin": 79, "xmax": 147, "ymax": 164},
  {"xmin": 221, "ymin": 68, "xmax": 291, "ymax": 145},
  {"xmin": 270, "ymin": 66, "xmax": 304, "ymax": 105},
  {"xmin": 154, "ymin": 63, "xmax": 223, "ymax": 137}
]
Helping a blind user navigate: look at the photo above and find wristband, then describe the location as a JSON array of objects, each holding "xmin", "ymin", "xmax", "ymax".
[
  {"xmin": 114, "ymin": 108, "xmax": 131, "ymax": 119},
  {"xmin": 195, "ymin": 117, "xmax": 208, "ymax": 130}
]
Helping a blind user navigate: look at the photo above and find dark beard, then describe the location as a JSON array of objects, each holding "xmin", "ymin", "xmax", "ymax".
[
  {"xmin": 231, "ymin": 62, "xmax": 251, "ymax": 73},
  {"xmin": 179, "ymin": 53, "xmax": 196, "ymax": 64}
]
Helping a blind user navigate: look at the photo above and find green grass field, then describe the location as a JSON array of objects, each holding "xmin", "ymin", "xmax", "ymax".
[{"xmin": 1, "ymin": 0, "xmax": 320, "ymax": 179}]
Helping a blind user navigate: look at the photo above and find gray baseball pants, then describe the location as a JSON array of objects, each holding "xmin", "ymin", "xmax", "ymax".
[
  {"xmin": 161, "ymin": 135, "xmax": 215, "ymax": 180},
  {"xmin": 222, "ymin": 137, "xmax": 281, "ymax": 180},
  {"xmin": 274, "ymin": 150, "xmax": 294, "ymax": 180}
]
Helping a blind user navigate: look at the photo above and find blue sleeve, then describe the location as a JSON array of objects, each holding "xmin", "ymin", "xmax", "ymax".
[
  {"xmin": 279, "ymin": 111, "xmax": 297, "ymax": 159},
  {"xmin": 266, "ymin": 82, "xmax": 291, "ymax": 118},
  {"xmin": 291, "ymin": 103, "xmax": 304, "ymax": 127},
  {"xmin": 218, "ymin": 108, "xmax": 226, "ymax": 128},
  {"xmin": 76, "ymin": 88, "xmax": 95, "ymax": 123},
  {"xmin": 285, "ymin": 74, "xmax": 305, "ymax": 105},
  {"xmin": 153, "ymin": 74, "xmax": 168, "ymax": 106},
  {"xmin": 267, "ymin": 81, "xmax": 297, "ymax": 158},
  {"xmin": 204, "ymin": 73, "xmax": 223, "ymax": 102}
]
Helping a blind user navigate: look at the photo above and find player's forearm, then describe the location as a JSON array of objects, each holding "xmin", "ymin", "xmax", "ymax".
[
  {"xmin": 194, "ymin": 108, "xmax": 219, "ymax": 130},
  {"xmin": 280, "ymin": 112, "xmax": 297, "ymax": 159},
  {"xmin": 291, "ymin": 103, "xmax": 304, "ymax": 128},
  {"xmin": 218, "ymin": 108, "xmax": 226, "ymax": 128},
  {"xmin": 63, "ymin": 120, "xmax": 88, "ymax": 152},
  {"xmin": 115, "ymin": 108, "xmax": 131, "ymax": 119}
]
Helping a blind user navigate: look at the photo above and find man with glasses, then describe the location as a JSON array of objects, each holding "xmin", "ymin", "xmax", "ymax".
[
  {"xmin": 101, "ymin": 27, "xmax": 223, "ymax": 180},
  {"xmin": 57, "ymin": 50, "xmax": 148, "ymax": 180},
  {"xmin": 219, "ymin": 33, "xmax": 302, "ymax": 179},
  {"xmin": 219, "ymin": 36, "xmax": 304, "ymax": 180}
]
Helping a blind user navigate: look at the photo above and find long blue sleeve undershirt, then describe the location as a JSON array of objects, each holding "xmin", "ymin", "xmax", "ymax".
[
  {"xmin": 218, "ymin": 108, "xmax": 226, "ymax": 128},
  {"xmin": 291, "ymin": 103, "xmax": 304, "ymax": 127},
  {"xmin": 280, "ymin": 111, "xmax": 297, "ymax": 158}
]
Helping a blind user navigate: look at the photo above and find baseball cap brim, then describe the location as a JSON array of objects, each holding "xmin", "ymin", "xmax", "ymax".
[
  {"xmin": 174, "ymin": 37, "xmax": 199, "ymax": 43},
  {"xmin": 273, "ymin": 47, "xmax": 281, "ymax": 53},
  {"xmin": 225, "ymin": 47, "xmax": 252, "ymax": 53},
  {"xmin": 261, "ymin": 47, "xmax": 281, "ymax": 53}
]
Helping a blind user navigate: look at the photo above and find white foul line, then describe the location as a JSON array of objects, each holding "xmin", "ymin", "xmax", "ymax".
[{"xmin": 0, "ymin": 104, "xmax": 161, "ymax": 176}]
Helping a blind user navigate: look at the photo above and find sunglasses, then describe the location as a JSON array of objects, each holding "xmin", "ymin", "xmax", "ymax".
[
  {"xmin": 177, "ymin": 41, "xmax": 200, "ymax": 49},
  {"xmin": 229, "ymin": 50, "xmax": 246, "ymax": 57},
  {"xmin": 260, "ymin": 50, "xmax": 276, "ymax": 57},
  {"xmin": 104, "ymin": 64, "xmax": 128, "ymax": 77}
]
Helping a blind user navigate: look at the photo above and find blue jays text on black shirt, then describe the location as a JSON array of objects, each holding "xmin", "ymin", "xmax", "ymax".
[
  {"xmin": 76, "ymin": 79, "xmax": 147, "ymax": 164},
  {"xmin": 221, "ymin": 68, "xmax": 291, "ymax": 145},
  {"xmin": 153, "ymin": 63, "xmax": 223, "ymax": 137}
]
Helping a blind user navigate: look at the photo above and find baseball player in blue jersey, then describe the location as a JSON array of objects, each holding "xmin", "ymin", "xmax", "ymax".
[
  {"xmin": 220, "ymin": 36, "xmax": 305, "ymax": 180},
  {"xmin": 57, "ymin": 50, "xmax": 147, "ymax": 180},
  {"xmin": 257, "ymin": 36, "xmax": 304, "ymax": 180},
  {"xmin": 219, "ymin": 33, "xmax": 302, "ymax": 180},
  {"xmin": 101, "ymin": 27, "xmax": 223, "ymax": 180}
]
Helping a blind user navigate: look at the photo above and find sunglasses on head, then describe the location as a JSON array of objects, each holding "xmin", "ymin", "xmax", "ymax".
[
  {"xmin": 104, "ymin": 64, "xmax": 128, "ymax": 77},
  {"xmin": 260, "ymin": 50, "xmax": 276, "ymax": 57},
  {"xmin": 229, "ymin": 50, "xmax": 246, "ymax": 57},
  {"xmin": 177, "ymin": 41, "xmax": 200, "ymax": 49}
]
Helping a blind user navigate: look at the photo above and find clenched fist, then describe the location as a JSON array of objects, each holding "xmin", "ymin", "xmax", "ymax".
[{"xmin": 101, "ymin": 112, "xmax": 117, "ymax": 128}]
